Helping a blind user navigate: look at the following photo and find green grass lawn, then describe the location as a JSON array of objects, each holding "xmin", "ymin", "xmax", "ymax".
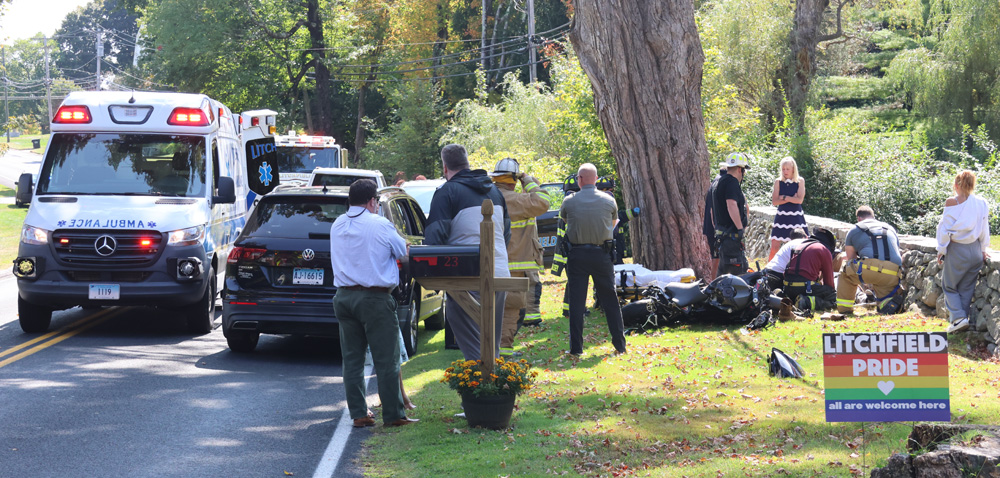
[
  {"xmin": 361, "ymin": 274, "xmax": 1000, "ymax": 478},
  {"xmin": 992, "ymin": 236, "xmax": 1000, "ymax": 252},
  {"xmin": 0, "ymin": 185, "xmax": 27, "ymax": 266},
  {"xmin": 4, "ymin": 134, "xmax": 48, "ymax": 151}
]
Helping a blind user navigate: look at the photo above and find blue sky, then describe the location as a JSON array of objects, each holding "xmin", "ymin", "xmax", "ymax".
[{"xmin": 1, "ymin": 0, "xmax": 91, "ymax": 45}]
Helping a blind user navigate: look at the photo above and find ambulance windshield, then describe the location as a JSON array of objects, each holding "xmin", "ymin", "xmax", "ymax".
[
  {"xmin": 37, "ymin": 133, "xmax": 207, "ymax": 197},
  {"xmin": 275, "ymin": 146, "xmax": 340, "ymax": 173}
]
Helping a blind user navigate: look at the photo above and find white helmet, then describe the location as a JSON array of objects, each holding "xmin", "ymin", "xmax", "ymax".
[
  {"xmin": 719, "ymin": 152, "xmax": 751, "ymax": 170},
  {"xmin": 490, "ymin": 157, "xmax": 520, "ymax": 177}
]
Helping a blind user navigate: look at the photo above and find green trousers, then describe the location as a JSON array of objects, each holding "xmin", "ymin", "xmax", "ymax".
[{"xmin": 333, "ymin": 288, "xmax": 405, "ymax": 424}]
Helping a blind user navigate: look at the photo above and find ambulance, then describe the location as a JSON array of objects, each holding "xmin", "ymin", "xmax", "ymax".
[
  {"xmin": 12, "ymin": 91, "xmax": 274, "ymax": 334},
  {"xmin": 271, "ymin": 131, "xmax": 348, "ymax": 186}
]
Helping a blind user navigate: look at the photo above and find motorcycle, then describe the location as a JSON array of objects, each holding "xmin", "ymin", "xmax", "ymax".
[{"xmin": 621, "ymin": 274, "xmax": 782, "ymax": 333}]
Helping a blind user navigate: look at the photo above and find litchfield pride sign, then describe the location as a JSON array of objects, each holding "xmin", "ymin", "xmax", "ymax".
[{"xmin": 823, "ymin": 332, "xmax": 950, "ymax": 422}]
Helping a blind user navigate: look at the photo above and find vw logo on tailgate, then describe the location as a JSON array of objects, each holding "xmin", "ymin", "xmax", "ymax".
[
  {"xmin": 302, "ymin": 248, "xmax": 315, "ymax": 261},
  {"xmin": 94, "ymin": 235, "xmax": 118, "ymax": 256}
]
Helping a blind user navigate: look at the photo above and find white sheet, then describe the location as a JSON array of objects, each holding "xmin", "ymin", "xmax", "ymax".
[{"xmin": 613, "ymin": 264, "xmax": 696, "ymax": 288}]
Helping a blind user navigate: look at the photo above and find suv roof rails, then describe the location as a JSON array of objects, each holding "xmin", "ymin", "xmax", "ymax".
[{"xmin": 378, "ymin": 186, "xmax": 405, "ymax": 195}]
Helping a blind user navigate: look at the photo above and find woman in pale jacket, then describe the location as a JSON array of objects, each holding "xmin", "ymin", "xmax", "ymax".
[{"xmin": 936, "ymin": 170, "xmax": 990, "ymax": 333}]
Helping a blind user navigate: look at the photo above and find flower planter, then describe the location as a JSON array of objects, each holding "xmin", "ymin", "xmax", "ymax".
[{"xmin": 461, "ymin": 392, "xmax": 516, "ymax": 430}]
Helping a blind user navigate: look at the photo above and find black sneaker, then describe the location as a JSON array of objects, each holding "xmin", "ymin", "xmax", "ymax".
[{"xmin": 522, "ymin": 319, "xmax": 542, "ymax": 327}]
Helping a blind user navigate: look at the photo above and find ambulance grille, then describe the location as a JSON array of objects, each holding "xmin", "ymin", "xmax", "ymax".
[{"xmin": 51, "ymin": 230, "xmax": 165, "ymax": 266}]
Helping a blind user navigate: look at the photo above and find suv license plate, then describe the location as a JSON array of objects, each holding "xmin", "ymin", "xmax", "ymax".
[
  {"xmin": 293, "ymin": 268, "xmax": 324, "ymax": 285},
  {"xmin": 89, "ymin": 284, "xmax": 120, "ymax": 300}
]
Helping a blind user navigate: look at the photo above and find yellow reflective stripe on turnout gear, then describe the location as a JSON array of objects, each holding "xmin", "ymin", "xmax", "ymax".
[
  {"xmin": 524, "ymin": 182, "xmax": 539, "ymax": 192},
  {"xmin": 509, "ymin": 261, "xmax": 541, "ymax": 271},
  {"xmin": 836, "ymin": 298, "xmax": 854, "ymax": 307},
  {"xmin": 524, "ymin": 313, "xmax": 541, "ymax": 320},
  {"xmin": 861, "ymin": 264, "xmax": 898, "ymax": 276},
  {"xmin": 783, "ymin": 281, "xmax": 811, "ymax": 287},
  {"xmin": 510, "ymin": 218, "xmax": 537, "ymax": 228}
]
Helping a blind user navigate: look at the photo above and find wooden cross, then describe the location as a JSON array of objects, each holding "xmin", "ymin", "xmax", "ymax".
[{"xmin": 415, "ymin": 200, "xmax": 529, "ymax": 374}]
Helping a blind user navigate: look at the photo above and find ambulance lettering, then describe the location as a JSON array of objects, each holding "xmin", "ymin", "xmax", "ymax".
[{"xmin": 59, "ymin": 219, "xmax": 149, "ymax": 228}]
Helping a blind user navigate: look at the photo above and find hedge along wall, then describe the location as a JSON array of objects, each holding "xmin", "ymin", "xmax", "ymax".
[{"xmin": 746, "ymin": 206, "xmax": 1000, "ymax": 356}]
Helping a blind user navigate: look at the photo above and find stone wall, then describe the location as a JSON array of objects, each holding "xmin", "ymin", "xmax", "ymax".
[{"xmin": 746, "ymin": 206, "xmax": 1000, "ymax": 355}]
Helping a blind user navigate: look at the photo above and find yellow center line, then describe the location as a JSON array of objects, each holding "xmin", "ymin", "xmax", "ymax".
[
  {"xmin": 0, "ymin": 308, "xmax": 126, "ymax": 369},
  {"xmin": 0, "ymin": 308, "xmax": 120, "ymax": 360}
]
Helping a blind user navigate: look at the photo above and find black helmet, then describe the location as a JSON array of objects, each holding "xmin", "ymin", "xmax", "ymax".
[
  {"xmin": 596, "ymin": 175, "xmax": 616, "ymax": 191},
  {"xmin": 769, "ymin": 347, "xmax": 805, "ymax": 378},
  {"xmin": 810, "ymin": 227, "xmax": 837, "ymax": 256},
  {"xmin": 707, "ymin": 274, "xmax": 751, "ymax": 310},
  {"xmin": 563, "ymin": 174, "xmax": 580, "ymax": 193}
]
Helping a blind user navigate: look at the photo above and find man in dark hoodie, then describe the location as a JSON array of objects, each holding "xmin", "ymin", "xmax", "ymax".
[{"xmin": 425, "ymin": 144, "xmax": 511, "ymax": 361}]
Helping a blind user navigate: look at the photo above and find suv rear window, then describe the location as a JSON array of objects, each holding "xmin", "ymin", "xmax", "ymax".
[{"xmin": 243, "ymin": 196, "xmax": 349, "ymax": 238}]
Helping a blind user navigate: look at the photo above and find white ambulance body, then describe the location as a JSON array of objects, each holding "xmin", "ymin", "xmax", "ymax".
[
  {"xmin": 13, "ymin": 91, "xmax": 265, "ymax": 334},
  {"xmin": 272, "ymin": 131, "xmax": 348, "ymax": 186}
]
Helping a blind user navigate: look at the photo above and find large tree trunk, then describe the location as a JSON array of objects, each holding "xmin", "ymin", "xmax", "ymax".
[
  {"xmin": 354, "ymin": 78, "xmax": 372, "ymax": 164},
  {"xmin": 570, "ymin": 0, "xmax": 711, "ymax": 276},
  {"xmin": 784, "ymin": 0, "xmax": 831, "ymax": 135},
  {"xmin": 306, "ymin": 0, "xmax": 332, "ymax": 135}
]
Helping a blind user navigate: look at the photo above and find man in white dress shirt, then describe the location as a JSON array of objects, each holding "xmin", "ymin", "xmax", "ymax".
[{"xmin": 331, "ymin": 179, "xmax": 418, "ymax": 428}]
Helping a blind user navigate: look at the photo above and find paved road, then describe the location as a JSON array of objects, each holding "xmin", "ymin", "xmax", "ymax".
[
  {"xmin": 0, "ymin": 148, "xmax": 42, "ymax": 190},
  {"xmin": 0, "ymin": 274, "xmax": 369, "ymax": 478}
]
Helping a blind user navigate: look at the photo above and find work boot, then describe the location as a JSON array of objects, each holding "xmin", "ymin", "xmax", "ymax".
[{"xmin": 778, "ymin": 298, "xmax": 795, "ymax": 322}]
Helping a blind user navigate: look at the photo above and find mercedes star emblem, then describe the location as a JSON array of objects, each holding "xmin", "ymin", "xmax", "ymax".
[
  {"xmin": 302, "ymin": 248, "xmax": 315, "ymax": 261},
  {"xmin": 94, "ymin": 235, "xmax": 118, "ymax": 256}
]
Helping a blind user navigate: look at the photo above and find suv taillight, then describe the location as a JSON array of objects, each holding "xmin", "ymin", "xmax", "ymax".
[{"xmin": 228, "ymin": 246, "xmax": 267, "ymax": 263}]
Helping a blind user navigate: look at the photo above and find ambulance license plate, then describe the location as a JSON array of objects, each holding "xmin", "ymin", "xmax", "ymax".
[
  {"xmin": 89, "ymin": 284, "xmax": 120, "ymax": 300},
  {"xmin": 293, "ymin": 268, "xmax": 324, "ymax": 285}
]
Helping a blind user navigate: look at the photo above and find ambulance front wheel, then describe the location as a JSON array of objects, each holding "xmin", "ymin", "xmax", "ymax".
[
  {"xmin": 185, "ymin": 266, "xmax": 217, "ymax": 335},
  {"xmin": 19, "ymin": 296, "xmax": 52, "ymax": 333}
]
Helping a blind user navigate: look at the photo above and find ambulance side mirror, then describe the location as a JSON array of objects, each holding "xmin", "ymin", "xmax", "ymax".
[
  {"xmin": 15, "ymin": 173, "xmax": 33, "ymax": 208},
  {"xmin": 213, "ymin": 176, "xmax": 236, "ymax": 204}
]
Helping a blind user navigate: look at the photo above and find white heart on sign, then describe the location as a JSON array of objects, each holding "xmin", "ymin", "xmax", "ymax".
[{"xmin": 877, "ymin": 381, "xmax": 895, "ymax": 396}]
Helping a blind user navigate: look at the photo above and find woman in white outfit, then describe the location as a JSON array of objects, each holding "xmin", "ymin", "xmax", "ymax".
[{"xmin": 936, "ymin": 170, "xmax": 990, "ymax": 333}]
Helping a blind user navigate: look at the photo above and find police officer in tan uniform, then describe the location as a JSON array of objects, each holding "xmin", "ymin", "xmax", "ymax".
[
  {"xmin": 490, "ymin": 158, "xmax": 552, "ymax": 357},
  {"xmin": 561, "ymin": 163, "xmax": 627, "ymax": 356}
]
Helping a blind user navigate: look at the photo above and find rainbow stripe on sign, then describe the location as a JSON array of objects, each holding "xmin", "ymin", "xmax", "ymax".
[{"xmin": 823, "ymin": 332, "xmax": 950, "ymax": 422}]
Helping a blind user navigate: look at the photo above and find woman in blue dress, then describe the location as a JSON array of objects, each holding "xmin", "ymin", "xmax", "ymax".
[{"xmin": 769, "ymin": 157, "xmax": 808, "ymax": 260}]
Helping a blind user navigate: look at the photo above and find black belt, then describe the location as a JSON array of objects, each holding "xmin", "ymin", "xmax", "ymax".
[
  {"xmin": 341, "ymin": 285, "xmax": 391, "ymax": 294},
  {"xmin": 570, "ymin": 243, "xmax": 603, "ymax": 249}
]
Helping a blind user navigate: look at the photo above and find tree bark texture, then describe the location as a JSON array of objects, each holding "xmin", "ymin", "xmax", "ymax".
[
  {"xmin": 306, "ymin": 0, "xmax": 333, "ymax": 135},
  {"xmin": 784, "ymin": 0, "xmax": 832, "ymax": 134},
  {"xmin": 570, "ymin": 0, "xmax": 711, "ymax": 276}
]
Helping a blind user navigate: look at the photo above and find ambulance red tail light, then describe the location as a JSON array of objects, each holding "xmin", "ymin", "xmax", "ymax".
[
  {"xmin": 251, "ymin": 117, "xmax": 260, "ymax": 126},
  {"xmin": 167, "ymin": 107, "xmax": 210, "ymax": 126},
  {"xmin": 53, "ymin": 105, "xmax": 92, "ymax": 124}
]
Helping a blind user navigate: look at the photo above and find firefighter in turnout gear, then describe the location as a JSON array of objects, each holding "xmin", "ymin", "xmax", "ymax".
[
  {"xmin": 782, "ymin": 228, "xmax": 838, "ymax": 311},
  {"xmin": 491, "ymin": 158, "xmax": 552, "ymax": 357},
  {"xmin": 836, "ymin": 206, "xmax": 904, "ymax": 314}
]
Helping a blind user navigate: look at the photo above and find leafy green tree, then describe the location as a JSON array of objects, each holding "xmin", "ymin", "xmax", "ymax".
[
  {"xmin": 0, "ymin": 37, "xmax": 80, "ymax": 131},
  {"xmin": 886, "ymin": 0, "xmax": 1000, "ymax": 139},
  {"xmin": 54, "ymin": 0, "xmax": 139, "ymax": 85},
  {"xmin": 699, "ymin": 0, "xmax": 790, "ymax": 127},
  {"xmin": 360, "ymin": 81, "xmax": 446, "ymax": 178},
  {"xmin": 138, "ymin": 0, "xmax": 307, "ymax": 122}
]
